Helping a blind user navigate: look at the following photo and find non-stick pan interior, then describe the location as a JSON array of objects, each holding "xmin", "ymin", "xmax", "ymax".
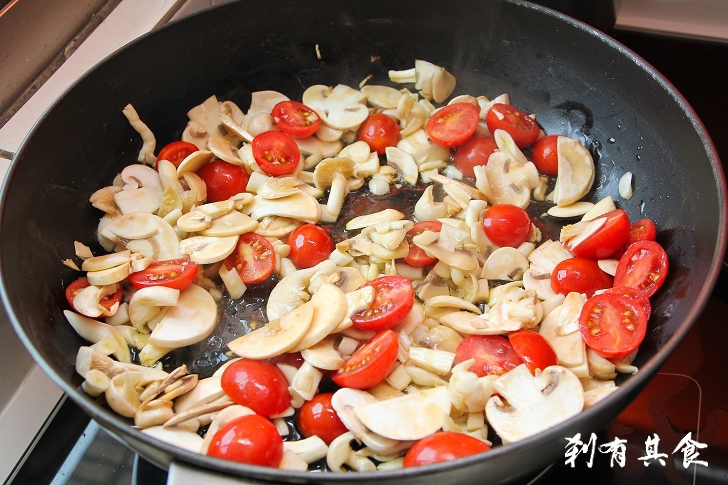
[{"xmin": 1, "ymin": 0, "xmax": 725, "ymax": 483}]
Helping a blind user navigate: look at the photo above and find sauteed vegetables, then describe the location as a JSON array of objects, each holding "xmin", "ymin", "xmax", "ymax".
[{"xmin": 62, "ymin": 59, "xmax": 668, "ymax": 472}]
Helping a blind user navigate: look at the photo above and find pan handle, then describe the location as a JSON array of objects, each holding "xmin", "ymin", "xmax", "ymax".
[{"xmin": 167, "ymin": 461, "xmax": 271, "ymax": 484}]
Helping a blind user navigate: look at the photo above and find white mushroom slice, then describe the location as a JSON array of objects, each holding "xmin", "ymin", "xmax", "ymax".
[
  {"xmin": 199, "ymin": 211, "xmax": 257, "ymax": 237},
  {"xmin": 173, "ymin": 376, "xmax": 225, "ymax": 414},
  {"xmin": 345, "ymin": 209, "xmax": 405, "ymax": 231},
  {"xmin": 294, "ymin": 136, "xmax": 344, "ymax": 159},
  {"xmin": 539, "ymin": 294, "xmax": 589, "ymax": 377},
  {"xmin": 485, "ymin": 364, "xmax": 584, "ymax": 443},
  {"xmin": 553, "ymin": 136, "xmax": 595, "ymax": 207},
  {"xmin": 448, "ymin": 360, "xmax": 499, "ymax": 413},
  {"xmin": 619, "ymin": 172, "xmax": 634, "ymax": 200},
  {"xmin": 228, "ymin": 301, "xmax": 314, "ymax": 359},
  {"xmin": 283, "ymin": 436, "xmax": 329, "ymax": 465},
  {"xmin": 122, "ymin": 104, "xmax": 156, "ymax": 167},
  {"xmin": 330, "ymin": 266, "xmax": 368, "ymax": 293},
  {"xmin": 493, "ymin": 129, "xmax": 528, "ymax": 165},
  {"xmin": 314, "ymin": 157, "xmax": 364, "ymax": 191},
  {"xmin": 385, "ymin": 147, "xmax": 418, "ymax": 185},
  {"xmin": 527, "ymin": 239, "xmax": 572, "ymax": 274},
  {"xmin": 582, "ymin": 196, "xmax": 617, "ymax": 221},
  {"xmin": 388, "ymin": 67, "xmax": 416, "ymax": 84},
  {"xmin": 480, "ymin": 152, "xmax": 538, "ymax": 209},
  {"xmin": 414, "ymin": 185, "xmax": 448, "ymax": 222},
  {"xmin": 219, "ymin": 263, "xmax": 246, "ymax": 300},
  {"xmin": 584, "ymin": 386, "xmax": 619, "ymax": 408},
  {"xmin": 290, "ymin": 283, "xmax": 348, "ymax": 352},
  {"xmin": 128, "ymin": 286, "xmax": 180, "ymax": 331},
  {"xmin": 81, "ymin": 250, "xmax": 131, "ymax": 272},
  {"xmin": 86, "ymin": 262, "xmax": 131, "ymax": 286},
  {"xmin": 114, "ymin": 165, "xmax": 164, "ymax": 214},
  {"xmin": 64, "ymin": 311, "xmax": 130, "ymax": 363},
  {"xmin": 208, "ymin": 135, "xmax": 246, "ymax": 166},
  {"xmin": 141, "ymin": 426, "xmax": 204, "ymax": 453},
  {"xmin": 523, "ymin": 264, "xmax": 557, "ymax": 301},
  {"xmin": 101, "ymin": 213, "xmax": 180, "ymax": 262},
  {"xmin": 418, "ymin": 325, "xmax": 464, "ymax": 353},
  {"xmin": 148, "ymin": 284, "xmax": 218, "ymax": 348},
  {"xmin": 300, "ymin": 335, "xmax": 345, "ymax": 370},
  {"xmin": 361, "ymin": 85, "xmax": 403, "ymax": 109},
  {"xmin": 90, "ymin": 186, "xmax": 121, "ymax": 215},
  {"xmin": 423, "ymin": 295, "xmax": 482, "ymax": 320},
  {"xmin": 181, "ymin": 121, "xmax": 208, "ymax": 150},
  {"xmin": 598, "ymin": 258, "xmax": 619, "ymax": 276},
  {"xmin": 413, "ymin": 238, "xmax": 477, "ymax": 272},
  {"xmin": 481, "ymin": 247, "xmax": 530, "ymax": 281},
  {"xmin": 176, "ymin": 211, "xmax": 211, "ymax": 233},
  {"xmin": 586, "ymin": 348, "xmax": 618, "ymax": 381},
  {"xmin": 266, "ymin": 264, "xmax": 324, "ymax": 321},
  {"xmin": 409, "ymin": 347, "xmax": 455, "ymax": 375},
  {"xmin": 178, "ymin": 235, "xmax": 237, "ymax": 264},
  {"xmin": 257, "ymin": 177, "xmax": 303, "ymax": 199},
  {"xmin": 413, "ymin": 60, "xmax": 457, "ymax": 103},
  {"xmin": 244, "ymin": 90, "xmax": 289, "ymax": 130},
  {"xmin": 354, "ymin": 386, "xmax": 451, "ymax": 441},
  {"xmin": 105, "ymin": 373, "xmax": 140, "ymax": 418},
  {"xmin": 547, "ymin": 202, "xmax": 595, "ymax": 219},
  {"xmin": 220, "ymin": 112, "xmax": 254, "ymax": 143},
  {"xmin": 560, "ymin": 216, "xmax": 607, "ymax": 250},
  {"xmin": 176, "ymin": 150, "xmax": 215, "ymax": 174},
  {"xmin": 302, "ymin": 84, "xmax": 369, "ymax": 130},
  {"xmin": 248, "ymin": 191, "xmax": 320, "ymax": 224},
  {"xmin": 187, "ymin": 95, "xmax": 226, "ymax": 138},
  {"xmin": 485, "ymin": 288, "xmax": 543, "ymax": 332},
  {"xmin": 397, "ymin": 129, "xmax": 450, "ymax": 167},
  {"xmin": 429, "ymin": 174, "xmax": 486, "ymax": 203},
  {"xmin": 71, "ymin": 284, "xmax": 121, "ymax": 318}
]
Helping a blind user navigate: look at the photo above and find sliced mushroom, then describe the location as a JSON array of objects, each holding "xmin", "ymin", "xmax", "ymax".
[
  {"xmin": 199, "ymin": 211, "xmax": 258, "ymax": 237},
  {"xmin": 414, "ymin": 185, "xmax": 448, "ymax": 222},
  {"xmin": 302, "ymin": 84, "xmax": 369, "ymax": 130},
  {"xmin": 248, "ymin": 190, "xmax": 320, "ymax": 224},
  {"xmin": 64, "ymin": 311, "xmax": 130, "ymax": 363},
  {"xmin": 361, "ymin": 85, "xmax": 403, "ymax": 109},
  {"xmin": 105, "ymin": 373, "xmax": 141, "ymax": 418},
  {"xmin": 300, "ymin": 335, "xmax": 345, "ymax": 370},
  {"xmin": 539, "ymin": 293, "xmax": 590, "ymax": 378},
  {"xmin": 178, "ymin": 235, "xmax": 238, "ymax": 264},
  {"xmin": 90, "ymin": 186, "xmax": 121, "ymax": 215},
  {"xmin": 477, "ymin": 153, "xmax": 539, "ymax": 209},
  {"xmin": 101, "ymin": 213, "xmax": 179, "ymax": 262},
  {"xmin": 345, "ymin": 209, "xmax": 405, "ymax": 231},
  {"xmin": 481, "ymin": 247, "xmax": 530, "ymax": 281},
  {"xmin": 313, "ymin": 157, "xmax": 363, "ymax": 219},
  {"xmin": 122, "ymin": 104, "xmax": 156, "ymax": 167},
  {"xmin": 290, "ymin": 283, "xmax": 348, "ymax": 352},
  {"xmin": 266, "ymin": 260, "xmax": 337, "ymax": 320},
  {"xmin": 141, "ymin": 426, "xmax": 204, "ymax": 453},
  {"xmin": 553, "ymin": 136, "xmax": 595, "ymax": 207},
  {"xmin": 113, "ymin": 164, "xmax": 164, "ymax": 214},
  {"xmin": 385, "ymin": 147, "xmax": 418, "ymax": 185},
  {"xmin": 148, "ymin": 284, "xmax": 218, "ymax": 349}
]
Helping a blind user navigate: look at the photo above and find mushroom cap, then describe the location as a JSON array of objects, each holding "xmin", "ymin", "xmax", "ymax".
[{"xmin": 313, "ymin": 157, "xmax": 358, "ymax": 190}]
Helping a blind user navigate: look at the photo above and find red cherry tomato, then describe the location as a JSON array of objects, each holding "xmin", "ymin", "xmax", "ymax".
[
  {"xmin": 332, "ymin": 330, "xmax": 399, "ymax": 389},
  {"xmin": 156, "ymin": 141, "xmax": 198, "ymax": 168},
  {"xmin": 551, "ymin": 257, "xmax": 613, "ymax": 298},
  {"xmin": 454, "ymin": 335, "xmax": 523, "ymax": 377},
  {"xmin": 566, "ymin": 209, "xmax": 631, "ymax": 260},
  {"xmin": 271, "ymin": 100, "xmax": 322, "ymax": 138},
  {"xmin": 296, "ymin": 393, "xmax": 348, "ymax": 445},
  {"xmin": 207, "ymin": 414, "xmax": 283, "ymax": 467},
  {"xmin": 252, "ymin": 131, "xmax": 301, "ymax": 176},
  {"xmin": 196, "ymin": 160, "xmax": 249, "ymax": 202},
  {"xmin": 268, "ymin": 351, "xmax": 304, "ymax": 369},
  {"xmin": 508, "ymin": 329, "xmax": 558, "ymax": 374},
  {"xmin": 579, "ymin": 293, "xmax": 648, "ymax": 359},
  {"xmin": 425, "ymin": 103, "xmax": 480, "ymax": 148},
  {"xmin": 287, "ymin": 224, "xmax": 335, "ymax": 269},
  {"xmin": 404, "ymin": 221, "xmax": 442, "ymax": 267},
  {"xmin": 530, "ymin": 134, "xmax": 559, "ymax": 176},
  {"xmin": 224, "ymin": 233, "xmax": 276, "ymax": 285},
  {"xmin": 221, "ymin": 359, "xmax": 290, "ymax": 416},
  {"xmin": 485, "ymin": 103, "xmax": 540, "ymax": 148},
  {"xmin": 351, "ymin": 275, "xmax": 415, "ymax": 332},
  {"xmin": 481, "ymin": 204, "xmax": 532, "ymax": 248},
  {"xmin": 403, "ymin": 431, "xmax": 491, "ymax": 468},
  {"xmin": 65, "ymin": 277, "xmax": 122, "ymax": 315},
  {"xmin": 601, "ymin": 286, "xmax": 652, "ymax": 319},
  {"xmin": 129, "ymin": 258, "xmax": 198, "ymax": 291},
  {"xmin": 627, "ymin": 218, "xmax": 657, "ymax": 245},
  {"xmin": 357, "ymin": 113, "xmax": 402, "ymax": 155},
  {"xmin": 452, "ymin": 135, "xmax": 498, "ymax": 178},
  {"xmin": 613, "ymin": 240, "xmax": 669, "ymax": 298}
]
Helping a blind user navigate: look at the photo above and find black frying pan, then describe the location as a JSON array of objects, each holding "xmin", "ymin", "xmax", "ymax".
[{"xmin": 1, "ymin": 0, "xmax": 726, "ymax": 483}]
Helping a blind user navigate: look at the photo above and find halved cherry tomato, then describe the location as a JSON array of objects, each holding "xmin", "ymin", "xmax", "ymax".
[
  {"xmin": 579, "ymin": 293, "xmax": 648, "ymax": 358},
  {"xmin": 613, "ymin": 240, "xmax": 669, "ymax": 298},
  {"xmin": 156, "ymin": 140, "xmax": 198, "ymax": 168},
  {"xmin": 196, "ymin": 160, "xmax": 249, "ymax": 202},
  {"xmin": 404, "ymin": 221, "xmax": 442, "ymax": 267},
  {"xmin": 296, "ymin": 393, "xmax": 348, "ymax": 445},
  {"xmin": 351, "ymin": 275, "xmax": 415, "ymax": 331},
  {"xmin": 65, "ymin": 277, "xmax": 122, "ymax": 314},
  {"xmin": 452, "ymin": 135, "xmax": 498, "ymax": 178},
  {"xmin": 357, "ymin": 113, "xmax": 401, "ymax": 155},
  {"xmin": 425, "ymin": 103, "xmax": 480, "ymax": 148},
  {"xmin": 287, "ymin": 224, "xmax": 335, "ymax": 269},
  {"xmin": 485, "ymin": 103, "xmax": 540, "ymax": 148},
  {"xmin": 566, "ymin": 209, "xmax": 631, "ymax": 260},
  {"xmin": 602, "ymin": 285, "xmax": 652, "ymax": 319},
  {"xmin": 454, "ymin": 335, "xmax": 523, "ymax": 377},
  {"xmin": 508, "ymin": 329, "xmax": 558, "ymax": 374},
  {"xmin": 481, "ymin": 204, "xmax": 532, "ymax": 248},
  {"xmin": 403, "ymin": 431, "xmax": 490, "ymax": 468},
  {"xmin": 129, "ymin": 258, "xmax": 198, "ymax": 291},
  {"xmin": 332, "ymin": 330, "xmax": 398, "ymax": 389},
  {"xmin": 271, "ymin": 100, "xmax": 322, "ymax": 138},
  {"xmin": 207, "ymin": 414, "xmax": 283, "ymax": 467},
  {"xmin": 252, "ymin": 131, "xmax": 301, "ymax": 176},
  {"xmin": 530, "ymin": 134, "xmax": 559, "ymax": 176},
  {"xmin": 627, "ymin": 218, "xmax": 657, "ymax": 245},
  {"xmin": 221, "ymin": 359, "xmax": 290, "ymax": 416},
  {"xmin": 224, "ymin": 233, "xmax": 276, "ymax": 285},
  {"xmin": 551, "ymin": 257, "xmax": 613, "ymax": 298}
]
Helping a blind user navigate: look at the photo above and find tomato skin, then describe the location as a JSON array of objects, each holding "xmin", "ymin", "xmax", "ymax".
[
  {"xmin": 271, "ymin": 100, "xmax": 321, "ymax": 138},
  {"xmin": 404, "ymin": 221, "xmax": 442, "ymax": 267},
  {"xmin": 579, "ymin": 293, "xmax": 648, "ymax": 359},
  {"xmin": 357, "ymin": 113, "xmax": 401, "ymax": 155},
  {"xmin": 221, "ymin": 359, "xmax": 290, "ymax": 416},
  {"xmin": 65, "ymin": 277, "xmax": 122, "ymax": 315},
  {"xmin": 613, "ymin": 218, "xmax": 658, "ymax": 260},
  {"xmin": 426, "ymin": 103, "xmax": 480, "ymax": 148},
  {"xmin": 403, "ymin": 431, "xmax": 490, "ymax": 468},
  {"xmin": 601, "ymin": 285, "xmax": 652, "ymax": 319},
  {"xmin": 531, "ymin": 134, "xmax": 559, "ymax": 176},
  {"xmin": 551, "ymin": 257, "xmax": 613, "ymax": 298},
  {"xmin": 287, "ymin": 224, "xmax": 335, "ymax": 269},
  {"xmin": 481, "ymin": 204, "xmax": 532, "ymax": 248},
  {"xmin": 566, "ymin": 209, "xmax": 631, "ymax": 260},
  {"xmin": 613, "ymin": 240, "xmax": 669, "ymax": 298},
  {"xmin": 157, "ymin": 141, "xmax": 198, "ymax": 168},
  {"xmin": 332, "ymin": 330, "xmax": 399, "ymax": 389},
  {"xmin": 508, "ymin": 329, "xmax": 558, "ymax": 374},
  {"xmin": 129, "ymin": 258, "xmax": 198, "ymax": 291},
  {"xmin": 207, "ymin": 414, "xmax": 284, "ymax": 467},
  {"xmin": 454, "ymin": 335, "xmax": 523, "ymax": 377},
  {"xmin": 224, "ymin": 233, "xmax": 276, "ymax": 285},
  {"xmin": 196, "ymin": 160, "xmax": 249, "ymax": 203},
  {"xmin": 452, "ymin": 135, "xmax": 498, "ymax": 178},
  {"xmin": 296, "ymin": 393, "xmax": 348, "ymax": 445},
  {"xmin": 485, "ymin": 103, "xmax": 540, "ymax": 148},
  {"xmin": 351, "ymin": 275, "xmax": 415, "ymax": 331},
  {"xmin": 252, "ymin": 131, "xmax": 301, "ymax": 176}
]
